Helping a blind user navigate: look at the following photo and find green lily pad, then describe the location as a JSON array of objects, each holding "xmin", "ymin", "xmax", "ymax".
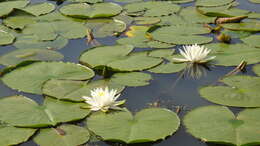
[
  {"xmin": 179, "ymin": 7, "xmax": 216, "ymax": 24},
  {"xmin": 0, "ymin": 1, "xmax": 29, "ymax": 17},
  {"xmin": 3, "ymin": 10, "xmax": 36, "ymax": 29},
  {"xmin": 59, "ymin": 2, "xmax": 122, "ymax": 18},
  {"xmin": 21, "ymin": 2, "xmax": 55, "ymax": 16},
  {"xmin": 0, "ymin": 95, "xmax": 90, "ymax": 127},
  {"xmin": 67, "ymin": 0, "xmax": 103, "ymax": 3},
  {"xmin": 124, "ymin": 1, "xmax": 181, "ymax": 17},
  {"xmin": 22, "ymin": 22, "xmax": 57, "ymax": 41},
  {"xmin": 196, "ymin": 0, "xmax": 234, "ymax": 7},
  {"xmin": 148, "ymin": 49, "xmax": 175, "ymax": 61},
  {"xmin": 34, "ymin": 124, "xmax": 90, "ymax": 146},
  {"xmin": 134, "ymin": 17, "xmax": 161, "ymax": 25},
  {"xmin": 110, "ymin": 72, "xmax": 152, "ymax": 87},
  {"xmin": 184, "ymin": 105, "xmax": 260, "ymax": 145},
  {"xmin": 14, "ymin": 35, "xmax": 68, "ymax": 50},
  {"xmin": 200, "ymin": 75, "xmax": 260, "ymax": 107},
  {"xmin": 42, "ymin": 79, "xmax": 124, "ymax": 102},
  {"xmin": 207, "ymin": 43, "xmax": 260, "ymax": 66},
  {"xmin": 157, "ymin": 15, "xmax": 186, "ymax": 25},
  {"xmin": 197, "ymin": 6, "xmax": 249, "ymax": 17},
  {"xmin": 253, "ymin": 64, "xmax": 260, "ymax": 76},
  {"xmin": 241, "ymin": 35, "xmax": 260, "ymax": 48},
  {"xmin": 85, "ymin": 18, "xmax": 126, "ymax": 38},
  {"xmin": 221, "ymin": 29, "xmax": 252, "ymax": 38},
  {"xmin": 2, "ymin": 61, "xmax": 94, "ymax": 94},
  {"xmin": 0, "ymin": 123, "xmax": 36, "ymax": 146},
  {"xmin": 87, "ymin": 108, "xmax": 180, "ymax": 143},
  {"xmin": 248, "ymin": 0, "xmax": 260, "ymax": 3},
  {"xmin": 0, "ymin": 49, "xmax": 64, "ymax": 66},
  {"xmin": 0, "ymin": 30, "xmax": 15, "ymax": 45},
  {"xmin": 148, "ymin": 63, "xmax": 186, "ymax": 74},
  {"xmin": 220, "ymin": 22, "xmax": 260, "ymax": 32}
]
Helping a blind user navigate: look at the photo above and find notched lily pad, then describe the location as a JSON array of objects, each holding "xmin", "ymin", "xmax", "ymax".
[
  {"xmin": 0, "ymin": 49, "xmax": 64, "ymax": 66},
  {"xmin": 184, "ymin": 105, "xmax": 260, "ymax": 145},
  {"xmin": 21, "ymin": 2, "xmax": 56, "ymax": 16},
  {"xmin": 60, "ymin": 2, "xmax": 122, "ymax": 18},
  {"xmin": 34, "ymin": 124, "xmax": 90, "ymax": 146},
  {"xmin": 110, "ymin": 72, "xmax": 152, "ymax": 87},
  {"xmin": 0, "ymin": 95, "xmax": 90, "ymax": 127},
  {"xmin": 196, "ymin": 0, "xmax": 234, "ymax": 7},
  {"xmin": 200, "ymin": 75, "xmax": 260, "ymax": 107},
  {"xmin": 220, "ymin": 22, "xmax": 260, "ymax": 32},
  {"xmin": 241, "ymin": 35, "xmax": 260, "ymax": 48},
  {"xmin": 0, "ymin": 123, "xmax": 36, "ymax": 146},
  {"xmin": 0, "ymin": 1, "xmax": 29, "ymax": 17},
  {"xmin": 87, "ymin": 108, "xmax": 180, "ymax": 143},
  {"xmin": 0, "ymin": 30, "xmax": 15, "ymax": 45},
  {"xmin": 2, "ymin": 61, "xmax": 95, "ymax": 94},
  {"xmin": 42, "ymin": 79, "xmax": 124, "ymax": 102}
]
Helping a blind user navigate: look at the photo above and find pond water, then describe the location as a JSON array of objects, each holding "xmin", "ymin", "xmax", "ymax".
[{"xmin": 0, "ymin": 0, "xmax": 260, "ymax": 146}]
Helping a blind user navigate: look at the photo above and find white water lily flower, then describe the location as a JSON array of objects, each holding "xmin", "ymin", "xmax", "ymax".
[
  {"xmin": 82, "ymin": 87, "xmax": 125, "ymax": 112},
  {"xmin": 173, "ymin": 44, "xmax": 216, "ymax": 64}
]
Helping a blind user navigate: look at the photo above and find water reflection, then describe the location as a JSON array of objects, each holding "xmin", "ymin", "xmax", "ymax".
[{"xmin": 182, "ymin": 63, "xmax": 211, "ymax": 80}]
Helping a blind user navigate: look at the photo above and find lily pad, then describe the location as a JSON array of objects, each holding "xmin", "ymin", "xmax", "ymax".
[
  {"xmin": 0, "ymin": 49, "xmax": 64, "ymax": 66},
  {"xmin": 85, "ymin": 18, "xmax": 126, "ymax": 38},
  {"xmin": 0, "ymin": 123, "xmax": 36, "ymax": 146},
  {"xmin": 200, "ymin": 75, "xmax": 260, "ymax": 107},
  {"xmin": 220, "ymin": 22, "xmax": 260, "ymax": 32},
  {"xmin": 34, "ymin": 125, "xmax": 90, "ymax": 146},
  {"xmin": 241, "ymin": 35, "xmax": 260, "ymax": 48},
  {"xmin": 59, "ymin": 3, "xmax": 122, "ymax": 18},
  {"xmin": 124, "ymin": 1, "xmax": 181, "ymax": 17},
  {"xmin": 21, "ymin": 2, "xmax": 55, "ymax": 16},
  {"xmin": 184, "ymin": 105, "xmax": 260, "ymax": 145},
  {"xmin": 0, "ymin": 30, "xmax": 15, "ymax": 45},
  {"xmin": 196, "ymin": 0, "xmax": 234, "ymax": 7},
  {"xmin": 110, "ymin": 72, "xmax": 152, "ymax": 87},
  {"xmin": 0, "ymin": 95, "xmax": 90, "ymax": 127},
  {"xmin": 87, "ymin": 108, "xmax": 180, "ymax": 143},
  {"xmin": 148, "ymin": 63, "xmax": 186, "ymax": 74},
  {"xmin": 179, "ymin": 7, "xmax": 216, "ymax": 24},
  {"xmin": 2, "ymin": 61, "xmax": 94, "ymax": 94},
  {"xmin": 249, "ymin": 0, "xmax": 260, "ymax": 3},
  {"xmin": 207, "ymin": 43, "xmax": 260, "ymax": 66},
  {"xmin": 197, "ymin": 6, "xmax": 250, "ymax": 17},
  {"xmin": 42, "ymin": 79, "xmax": 124, "ymax": 102},
  {"xmin": 14, "ymin": 35, "xmax": 68, "ymax": 50},
  {"xmin": 0, "ymin": 1, "xmax": 29, "ymax": 17},
  {"xmin": 3, "ymin": 10, "xmax": 36, "ymax": 29},
  {"xmin": 253, "ymin": 64, "xmax": 260, "ymax": 76}
]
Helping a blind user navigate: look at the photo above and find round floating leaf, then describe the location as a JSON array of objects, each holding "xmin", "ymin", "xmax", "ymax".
[
  {"xmin": 0, "ymin": 49, "xmax": 64, "ymax": 66},
  {"xmin": 151, "ymin": 33, "xmax": 213, "ymax": 45},
  {"xmin": 152, "ymin": 24, "xmax": 211, "ymax": 35},
  {"xmin": 0, "ymin": 96, "xmax": 90, "ymax": 127},
  {"xmin": 21, "ymin": 2, "xmax": 55, "ymax": 16},
  {"xmin": 22, "ymin": 22, "xmax": 57, "ymax": 41},
  {"xmin": 2, "ymin": 61, "xmax": 94, "ymax": 94},
  {"xmin": 241, "ymin": 35, "xmax": 260, "ymax": 48},
  {"xmin": 0, "ymin": 1, "xmax": 29, "ymax": 17},
  {"xmin": 220, "ymin": 22, "xmax": 260, "ymax": 32},
  {"xmin": 148, "ymin": 63, "xmax": 186, "ymax": 74},
  {"xmin": 196, "ymin": 0, "xmax": 234, "ymax": 7},
  {"xmin": 0, "ymin": 30, "xmax": 15, "ymax": 45},
  {"xmin": 148, "ymin": 49, "xmax": 175, "ymax": 61},
  {"xmin": 221, "ymin": 29, "xmax": 252, "ymax": 39},
  {"xmin": 85, "ymin": 18, "xmax": 126, "ymax": 38},
  {"xmin": 207, "ymin": 43, "xmax": 260, "ymax": 66},
  {"xmin": 110, "ymin": 72, "xmax": 152, "ymax": 87},
  {"xmin": 248, "ymin": 0, "xmax": 260, "ymax": 3},
  {"xmin": 87, "ymin": 108, "xmax": 180, "ymax": 143},
  {"xmin": 3, "ymin": 10, "xmax": 36, "ymax": 29},
  {"xmin": 253, "ymin": 64, "xmax": 260, "ymax": 76},
  {"xmin": 60, "ymin": 3, "xmax": 122, "ymax": 18},
  {"xmin": 42, "ymin": 79, "xmax": 124, "ymax": 102},
  {"xmin": 197, "ymin": 6, "xmax": 249, "ymax": 17},
  {"xmin": 34, "ymin": 125, "xmax": 90, "ymax": 146},
  {"xmin": 134, "ymin": 17, "xmax": 161, "ymax": 25},
  {"xmin": 0, "ymin": 123, "xmax": 36, "ymax": 146},
  {"xmin": 14, "ymin": 35, "xmax": 68, "ymax": 50},
  {"xmin": 179, "ymin": 7, "xmax": 216, "ymax": 24},
  {"xmin": 184, "ymin": 105, "xmax": 260, "ymax": 145},
  {"xmin": 200, "ymin": 75, "xmax": 260, "ymax": 107},
  {"xmin": 124, "ymin": 1, "xmax": 181, "ymax": 17},
  {"xmin": 79, "ymin": 45, "xmax": 134, "ymax": 68}
]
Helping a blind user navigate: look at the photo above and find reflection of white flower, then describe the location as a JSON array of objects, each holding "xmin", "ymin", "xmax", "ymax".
[
  {"xmin": 183, "ymin": 63, "xmax": 209, "ymax": 80},
  {"xmin": 82, "ymin": 87, "xmax": 125, "ymax": 112},
  {"xmin": 173, "ymin": 44, "xmax": 216, "ymax": 64}
]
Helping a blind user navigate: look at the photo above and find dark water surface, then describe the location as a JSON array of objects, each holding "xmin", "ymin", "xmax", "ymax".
[{"xmin": 0, "ymin": 0, "xmax": 259, "ymax": 146}]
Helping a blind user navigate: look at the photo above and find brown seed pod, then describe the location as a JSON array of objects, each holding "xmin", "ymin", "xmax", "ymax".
[{"xmin": 215, "ymin": 15, "xmax": 248, "ymax": 24}]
